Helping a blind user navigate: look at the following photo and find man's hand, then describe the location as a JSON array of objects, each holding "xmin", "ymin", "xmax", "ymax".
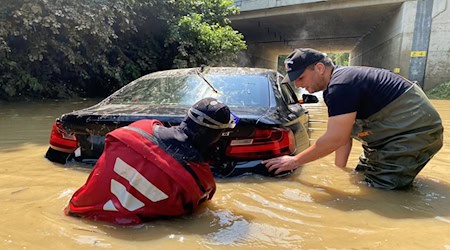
[{"xmin": 262, "ymin": 155, "xmax": 300, "ymax": 175}]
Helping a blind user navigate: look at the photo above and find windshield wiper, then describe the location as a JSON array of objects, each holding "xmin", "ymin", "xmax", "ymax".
[{"xmin": 196, "ymin": 65, "xmax": 221, "ymax": 94}]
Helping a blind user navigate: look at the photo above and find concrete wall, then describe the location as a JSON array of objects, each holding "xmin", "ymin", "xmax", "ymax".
[
  {"xmin": 426, "ymin": 0, "xmax": 450, "ymax": 89},
  {"xmin": 233, "ymin": 0, "xmax": 450, "ymax": 89},
  {"xmin": 237, "ymin": 43, "xmax": 280, "ymax": 69},
  {"xmin": 235, "ymin": 0, "xmax": 324, "ymax": 11},
  {"xmin": 350, "ymin": 2, "xmax": 416, "ymax": 78},
  {"xmin": 351, "ymin": 0, "xmax": 450, "ymax": 90}
]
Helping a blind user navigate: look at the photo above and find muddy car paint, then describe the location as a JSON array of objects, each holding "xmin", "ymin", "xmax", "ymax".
[{"xmin": 46, "ymin": 67, "xmax": 310, "ymax": 177}]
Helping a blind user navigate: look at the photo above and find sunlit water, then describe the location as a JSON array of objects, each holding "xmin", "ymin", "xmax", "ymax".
[{"xmin": 0, "ymin": 99, "xmax": 449, "ymax": 250}]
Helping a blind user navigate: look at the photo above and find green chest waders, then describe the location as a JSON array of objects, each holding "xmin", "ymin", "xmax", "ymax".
[{"xmin": 351, "ymin": 83, "xmax": 443, "ymax": 189}]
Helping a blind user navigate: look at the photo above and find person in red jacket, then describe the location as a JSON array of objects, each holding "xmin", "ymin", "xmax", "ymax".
[{"xmin": 65, "ymin": 98, "xmax": 236, "ymax": 225}]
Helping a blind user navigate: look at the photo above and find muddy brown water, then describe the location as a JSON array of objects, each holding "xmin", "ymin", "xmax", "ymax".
[{"xmin": 0, "ymin": 99, "xmax": 449, "ymax": 250}]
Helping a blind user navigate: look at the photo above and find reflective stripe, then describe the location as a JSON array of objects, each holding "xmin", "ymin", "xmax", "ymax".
[
  {"xmin": 122, "ymin": 126, "xmax": 206, "ymax": 193},
  {"xmin": 110, "ymin": 179, "xmax": 144, "ymax": 211},
  {"xmin": 103, "ymin": 200, "xmax": 118, "ymax": 211},
  {"xmin": 123, "ymin": 126, "xmax": 158, "ymax": 145},
  {"xmin": 114, "ymin": 157, "xmax": 169, "ymax": 203}
]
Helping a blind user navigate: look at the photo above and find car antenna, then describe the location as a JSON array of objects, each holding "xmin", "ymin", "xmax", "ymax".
[{"xmin": 196, "ymin": 65, "xmax": 221, "ymax": 94}]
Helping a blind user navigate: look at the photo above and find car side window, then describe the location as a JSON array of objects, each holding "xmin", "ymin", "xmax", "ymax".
[{"xmin": 278, "ymin": 74, "xmax": 299, "ymax": 105}]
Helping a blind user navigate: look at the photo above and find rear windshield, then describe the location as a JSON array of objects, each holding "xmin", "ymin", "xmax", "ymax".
[{"xmin": 107, "ymin": 74, "xmax": 271, "ymax": 107}]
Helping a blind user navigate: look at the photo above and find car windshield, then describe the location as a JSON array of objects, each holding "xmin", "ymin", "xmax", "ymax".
[{"xmin": 107, "ymin": 74, "xmax": 271, "ymax": 107}]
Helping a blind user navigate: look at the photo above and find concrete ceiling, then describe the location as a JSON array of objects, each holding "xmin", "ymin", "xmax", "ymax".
[{"xmin": 230, "ymin": 1, "xmax": 404, "ymax": 54}]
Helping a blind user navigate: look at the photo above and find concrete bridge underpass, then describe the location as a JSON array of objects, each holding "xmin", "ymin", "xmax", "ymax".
[{"xmin": 229, "ymin": 0, "xmax": 450, "ymax": 90}]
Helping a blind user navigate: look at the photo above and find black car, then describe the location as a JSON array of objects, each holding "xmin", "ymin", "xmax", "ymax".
[{"xmin": 45, "ymin": 67, "xmax": 310, "ymax": 177}]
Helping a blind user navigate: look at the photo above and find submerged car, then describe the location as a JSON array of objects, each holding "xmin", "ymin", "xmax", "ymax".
[{"xmin": 45, "ymin": 67, "xmax": 311, "ymax": 177}]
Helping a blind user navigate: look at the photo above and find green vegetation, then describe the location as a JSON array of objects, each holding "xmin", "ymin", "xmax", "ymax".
[
  {"xmin": 328, "ymin": 52, "xmax": 350, "ymax": 66},
  {"xmin": 0, "ymin": 0, "xmax": 246, "ymax": 101},
  {"xmin": 426, "ymin": 81, "xmax": 450, "ymax": 99},
  {"xmin": 165, "ymin": 0, "xmax": 245, "ymax": 68}
]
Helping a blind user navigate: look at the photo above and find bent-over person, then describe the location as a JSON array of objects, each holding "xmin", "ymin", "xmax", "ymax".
[{"xmin": 264, "ymin": 48, "xmax": 443, "ymax": 190}]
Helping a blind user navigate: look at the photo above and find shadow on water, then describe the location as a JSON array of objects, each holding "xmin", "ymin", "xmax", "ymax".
[
  {"xmin": 68, "ymin": 203, "xmax": 254, "ymax": 245},
  {"xmin": 57, "ymin": 161, "xmax": 94, "ymax": 174},
  {"xmin": 58, "ymin": 163, "xmax": 255, "ymax": 244},
  {"xmin": 64, "ymin": 160, "xmax": 450, "ymax": 224},
  {"xmin": 295, "ymin": 172, "xmax": 450, "ymax": 220},
  {"xmin": 54, "ymin": 158, "xmax": 450, "ymax": 249},
  {"xmin": 206, "ymin": 165, "xmax": 450, "ymax": 221},
  {"xmin": 65, "ymin": 170, "xmax": 450, "ymax": 245}
]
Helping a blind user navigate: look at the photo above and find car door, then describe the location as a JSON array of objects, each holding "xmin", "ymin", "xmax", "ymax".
[{"xmin": 277, "ymin": 74, "xmax": 310, "ymax": 153}]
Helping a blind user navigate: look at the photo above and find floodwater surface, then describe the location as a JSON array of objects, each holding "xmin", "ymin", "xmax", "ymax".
[{"xmin": 0, "ymin": 99, "xmax": 449, "ymax": 250}]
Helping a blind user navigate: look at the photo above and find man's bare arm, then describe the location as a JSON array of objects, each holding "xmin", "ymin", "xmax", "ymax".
[
  {"xmin": 294, "ymin": 111, "xmax": 356, "ymax": 164},
  {"xmin": 335, "ymin": 138, "xmax": 352, "ymax": 167},
  {"xmin": 264, "ymin": 112, "xmax": 356, "ymax": 174}
]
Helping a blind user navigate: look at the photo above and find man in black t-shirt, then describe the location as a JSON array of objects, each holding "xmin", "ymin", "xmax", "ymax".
[{"xmin": 263, "ymin": 48, "xmax": 443, "ymax": 190}]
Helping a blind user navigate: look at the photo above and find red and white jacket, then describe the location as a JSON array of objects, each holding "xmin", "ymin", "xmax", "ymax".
[{"xmin": 65, "ymin": 120, "xmax": 216, "ymax": 225}]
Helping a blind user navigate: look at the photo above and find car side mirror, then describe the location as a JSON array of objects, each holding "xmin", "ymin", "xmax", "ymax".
[{"xmin": 301, "ymin": 94, "xmax": 319, "ymax": 104}]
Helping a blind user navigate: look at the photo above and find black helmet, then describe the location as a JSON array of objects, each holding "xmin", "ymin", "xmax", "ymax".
[
  {"xmin": 187, "ymin": 98, "xmax": 236, "ymax": 129},
  {"xmin": 182, "ymin": 98, "xmax": 236, "ymax": 151}
]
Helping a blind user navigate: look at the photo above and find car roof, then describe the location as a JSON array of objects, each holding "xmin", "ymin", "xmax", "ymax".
[{"xmin": 138, "ymin": 67, "xmax": 278, "ymax": 79}]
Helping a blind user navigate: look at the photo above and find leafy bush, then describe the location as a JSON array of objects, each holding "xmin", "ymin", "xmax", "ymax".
[
  {"xmin": 426, "ymin": 81, "xmax": 450, "ymax": 99},
  {"xmin": 164, "ymin": 0, "xmax": 246, "ymax": 67},
  {"xmin": 0, "ymin": 0, "xmax": 246, "ymax": 101}
]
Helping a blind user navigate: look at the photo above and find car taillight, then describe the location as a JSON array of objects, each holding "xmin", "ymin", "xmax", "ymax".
[
  {"xmin": 225, "ymin": 128, "xmax": 295, "ymax": 160},
  {"xmin": 48, "ymin": 122, "xmax": 78, "ymax": 152}
]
